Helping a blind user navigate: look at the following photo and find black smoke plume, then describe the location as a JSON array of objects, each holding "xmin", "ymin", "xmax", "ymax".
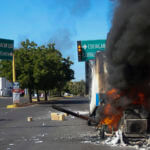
[
  {"xmin": 98, "ymin": 0, "xmax": 150, "ymax": 128},
  {"xmin": 106, "ymin": 0, "xmax": 150, "ymax": 92}
]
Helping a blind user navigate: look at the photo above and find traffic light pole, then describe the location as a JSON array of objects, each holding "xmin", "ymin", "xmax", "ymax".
[{"xmin": 85, "ymin": 61, "xmax": 89, "ymax": 95}]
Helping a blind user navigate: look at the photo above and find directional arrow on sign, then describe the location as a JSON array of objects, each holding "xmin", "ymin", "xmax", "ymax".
[
  {"xmin": 83, "ymin": 44, "xmax": 87, "ymax": 50},
  {"xmin": 77, "ymin": 39, "xmax": 106, "ymax": 61}
]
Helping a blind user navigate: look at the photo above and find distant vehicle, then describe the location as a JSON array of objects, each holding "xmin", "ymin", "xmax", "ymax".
[
  {"xmin": 2, "ymin": 87, "xmax": 12, "ymax": 97},
  {"xmin": 64, "ymin": 93, "xmax": 73, "ymax": 97}
]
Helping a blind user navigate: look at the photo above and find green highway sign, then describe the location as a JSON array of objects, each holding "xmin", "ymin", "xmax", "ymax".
[
  {"xmin": 77, "ymin": 39, "xmax": 106, "ymax": 61},
  {"xmin": 0, "ymin": 38, "xmax": 14, "ymax": 60}
]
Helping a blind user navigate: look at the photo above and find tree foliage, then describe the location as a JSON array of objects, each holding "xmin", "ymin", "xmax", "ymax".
[
  {"xmin": 64, "ymin": 80, "xmax": 85, "ymax": 96},
  {"xmin": 0, "ymin": 39, "xmax": 74, "ymax": 102}
]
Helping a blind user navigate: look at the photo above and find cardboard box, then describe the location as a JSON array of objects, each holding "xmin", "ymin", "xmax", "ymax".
[
  {"xmin": 51, "ymin": 113, "xmax": 65, "ymax": 121},
  {"xmin": 58, "ymin": 114, "xmax": 65, "ymax": 121},
  {"xmin": 51, "ymin": 113, "xmax": 59, "ymax": 120},
  {"xmin": 64, "ymin": 113, "xmax": 69, "ymax": 117},
  {"xmin": 27, "ymin": 117, "xmax": 33, "ymax": 122}
]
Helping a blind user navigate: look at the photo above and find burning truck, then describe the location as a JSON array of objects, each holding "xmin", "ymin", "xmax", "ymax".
[
  {"xmin": 88, "ymin": 51, "xmax": 150, "ymax": 144},
  {"xmin": 96, "ymin": 0, "xmax": 150, "ymax": 145}
]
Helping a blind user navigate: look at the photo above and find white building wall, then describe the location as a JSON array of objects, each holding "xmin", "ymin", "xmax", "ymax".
[{"xmin": 0, "ymin": 77, "xmax": 13, "ymax": 96}]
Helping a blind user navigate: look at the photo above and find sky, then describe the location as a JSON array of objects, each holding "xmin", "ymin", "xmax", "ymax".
[{"xmin": 0, "ymin": 0, "xmax": 113, "ymax": 81}]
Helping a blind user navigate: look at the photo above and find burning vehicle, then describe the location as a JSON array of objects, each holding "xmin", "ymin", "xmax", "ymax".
[
  {"xmin": 96, "ymin": 0, "xmax": 150, "ymax": 145},
  {"xmin": 98, "ymin": 88, "xmax": 150, "ymax": 145},
  {"xmin": 80, "ymin": 48, "xmax": 150, "ymax": 145},
  {"xmin": 88, "ymin": 50, "xmax": 150, "ymax": 144}
]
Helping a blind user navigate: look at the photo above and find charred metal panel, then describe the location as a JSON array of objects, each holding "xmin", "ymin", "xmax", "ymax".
[{"xmin": 124, "ymin": 119, "xmax": 147, "ymax": 137}]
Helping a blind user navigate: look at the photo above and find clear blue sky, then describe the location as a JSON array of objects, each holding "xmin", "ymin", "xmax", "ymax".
[{"xmin": 0, "ymin": 0, "xmax": 112, "ymax": 81}]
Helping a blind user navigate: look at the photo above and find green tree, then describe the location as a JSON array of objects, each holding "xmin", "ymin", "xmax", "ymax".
[
  {"xmin": 0, "ymin": 60, "xmax": 12, "ymax": 81},
  {"xmin": 0, "ymin": 39, "xmax": 74, "ymax": 102},
  {"xmin": 55, "ymin": 57, "xmax": 74, "ymax": 96},
  {"xmin": 64, "ymin": 80, "xmax": 85, "ymax": 96},
  {"xmin": 15, "ymin": 39, "xmax": 37, "ymax": 102},
  {"xmin": 33, "ymin": 44, "xmax": 62, "ymax": 101}
]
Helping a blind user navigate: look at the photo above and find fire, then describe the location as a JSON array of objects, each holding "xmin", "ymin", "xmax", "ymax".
[
  {"xmin": 100, "ymin": 89, "xmax": 123, "ymax": 131},
  {"xmin": 107, "ymin": 88, "xmax": 121, "ymax": 100},
  {"xmin": 100, "ymin": 102, "xmax": 123, "ymax": 131},
  {"xmin": 132, "ymin": 92, "xmax": 147, "ymax": 107},
  {"xmin": 101, "ymin": 114, "xmax": 123, "ymax": 131},
  {"xmin": 99, "ymin": 88, "xmax": 148, "ymax": 132}
]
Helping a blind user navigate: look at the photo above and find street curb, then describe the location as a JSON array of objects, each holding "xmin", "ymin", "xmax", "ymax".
[
  {"xmin": 6, "ymin": 96, "xmax": 73, "ymax": 109},
  {"xmin": 64, "ymin": 96, "xmax": 73, "ymax": 98},
  {"xmin": 32, "ymin": 98, "xmax": 45, "ymax": 102},
  {"xmin": 6, "ymin": 104, "xmax": 18, "ymax": 109},
  {"xmin": 6, "ymin": 103, "xmax": 36, "ymax": 109},
  {"xmin": 32, "ymin": 97, "xmax": 64, "ymax": 102}
]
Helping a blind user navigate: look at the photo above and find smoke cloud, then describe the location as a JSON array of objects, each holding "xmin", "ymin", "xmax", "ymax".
[
  {"xmin": 49, "ymin": 28, "xmax": 74, "ymax": 52},
  {"xmin": 49, "ymin": 0, "xmax": 91, "ymax": 58},
  {"xmin": 98, "ymin": 0, "xmax": 150, "ymax": 126},
  {"xmin": 106, "ymin": 0, "xmax": 150, "ymax": 91},
  {"xmin": 53, "ymin": 0, "xmax": 91, "ymax": 18}
]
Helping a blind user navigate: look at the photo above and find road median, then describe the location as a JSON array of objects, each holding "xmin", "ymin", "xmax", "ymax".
[{"xmin": 6, "ymin": 103, "xmax": 35, "ymax": 109}]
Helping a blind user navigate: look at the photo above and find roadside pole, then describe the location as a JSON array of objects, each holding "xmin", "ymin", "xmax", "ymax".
[
  {"xmin": 85, "ymin": 61, "xmax": 89, "ymax": 95},
  {"xmin": 12, "ymin": 53, "xmax": 20, "ymax": 104},
  {"xmin": 12, "ymin": 54, "xmax": 16, "ymax": 82}
]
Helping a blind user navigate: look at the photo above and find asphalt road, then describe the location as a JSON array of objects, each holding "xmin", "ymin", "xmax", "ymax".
[{"xmin": 0, "ymin": 96, "xmax": 134, "ymax": 150}]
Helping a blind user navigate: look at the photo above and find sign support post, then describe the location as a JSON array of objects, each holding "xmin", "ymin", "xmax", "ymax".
[
  {"xmin": 12, "ymin": 54, "xmax": 16, "ymax": 82},
  {"xmin": 12, "ymin": 53, "xmax": 20, "ymax": 104}
]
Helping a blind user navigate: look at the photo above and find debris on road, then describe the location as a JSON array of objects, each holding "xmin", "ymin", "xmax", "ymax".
[
  {"xmin": 71, "ymin": 116, "xmax": 75, "ymax": 119},
  {"xmin": 27, "ymin": 117, "xmax": 33, "ymax": 122},
  {"xmin": 35, "ymin": 140, "xmax": 43, "ymax": 144},
  {"xmin": 50, "ymin": 113, "xmax": 65, "ymax": 121},
  {"xmin": 9, "ymin": 143, "xmax": 15, "ymax": 146}
]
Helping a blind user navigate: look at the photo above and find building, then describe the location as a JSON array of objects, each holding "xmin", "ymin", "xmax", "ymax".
[{"xmin": 0, "ymin": 77, "xmax": 12, "ymax": 96}]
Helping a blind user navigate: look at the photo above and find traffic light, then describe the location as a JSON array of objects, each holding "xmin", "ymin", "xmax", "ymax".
[{"xmin": 77, "ymin": 41, "xmax": 82, "ymax": 61}]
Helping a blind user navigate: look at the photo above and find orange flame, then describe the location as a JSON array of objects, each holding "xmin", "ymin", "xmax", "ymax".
[
  {"xmin": 107, "ymin": 89, "xmax": 121, "ymax": 100},
  {"xmin": 132, "ymin": 92, "xmax": 146, "ymax": 107},
  {"xmin": 100, "ymin": 88, "xmax": 148, "ymax": 132},
  {"xmin": 100, "ymin": 89, "xmax": 123, "ymax": 131},
  {"xmin": 100, "ymin": 103, "xmax": 123, "ymax": 131}
]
